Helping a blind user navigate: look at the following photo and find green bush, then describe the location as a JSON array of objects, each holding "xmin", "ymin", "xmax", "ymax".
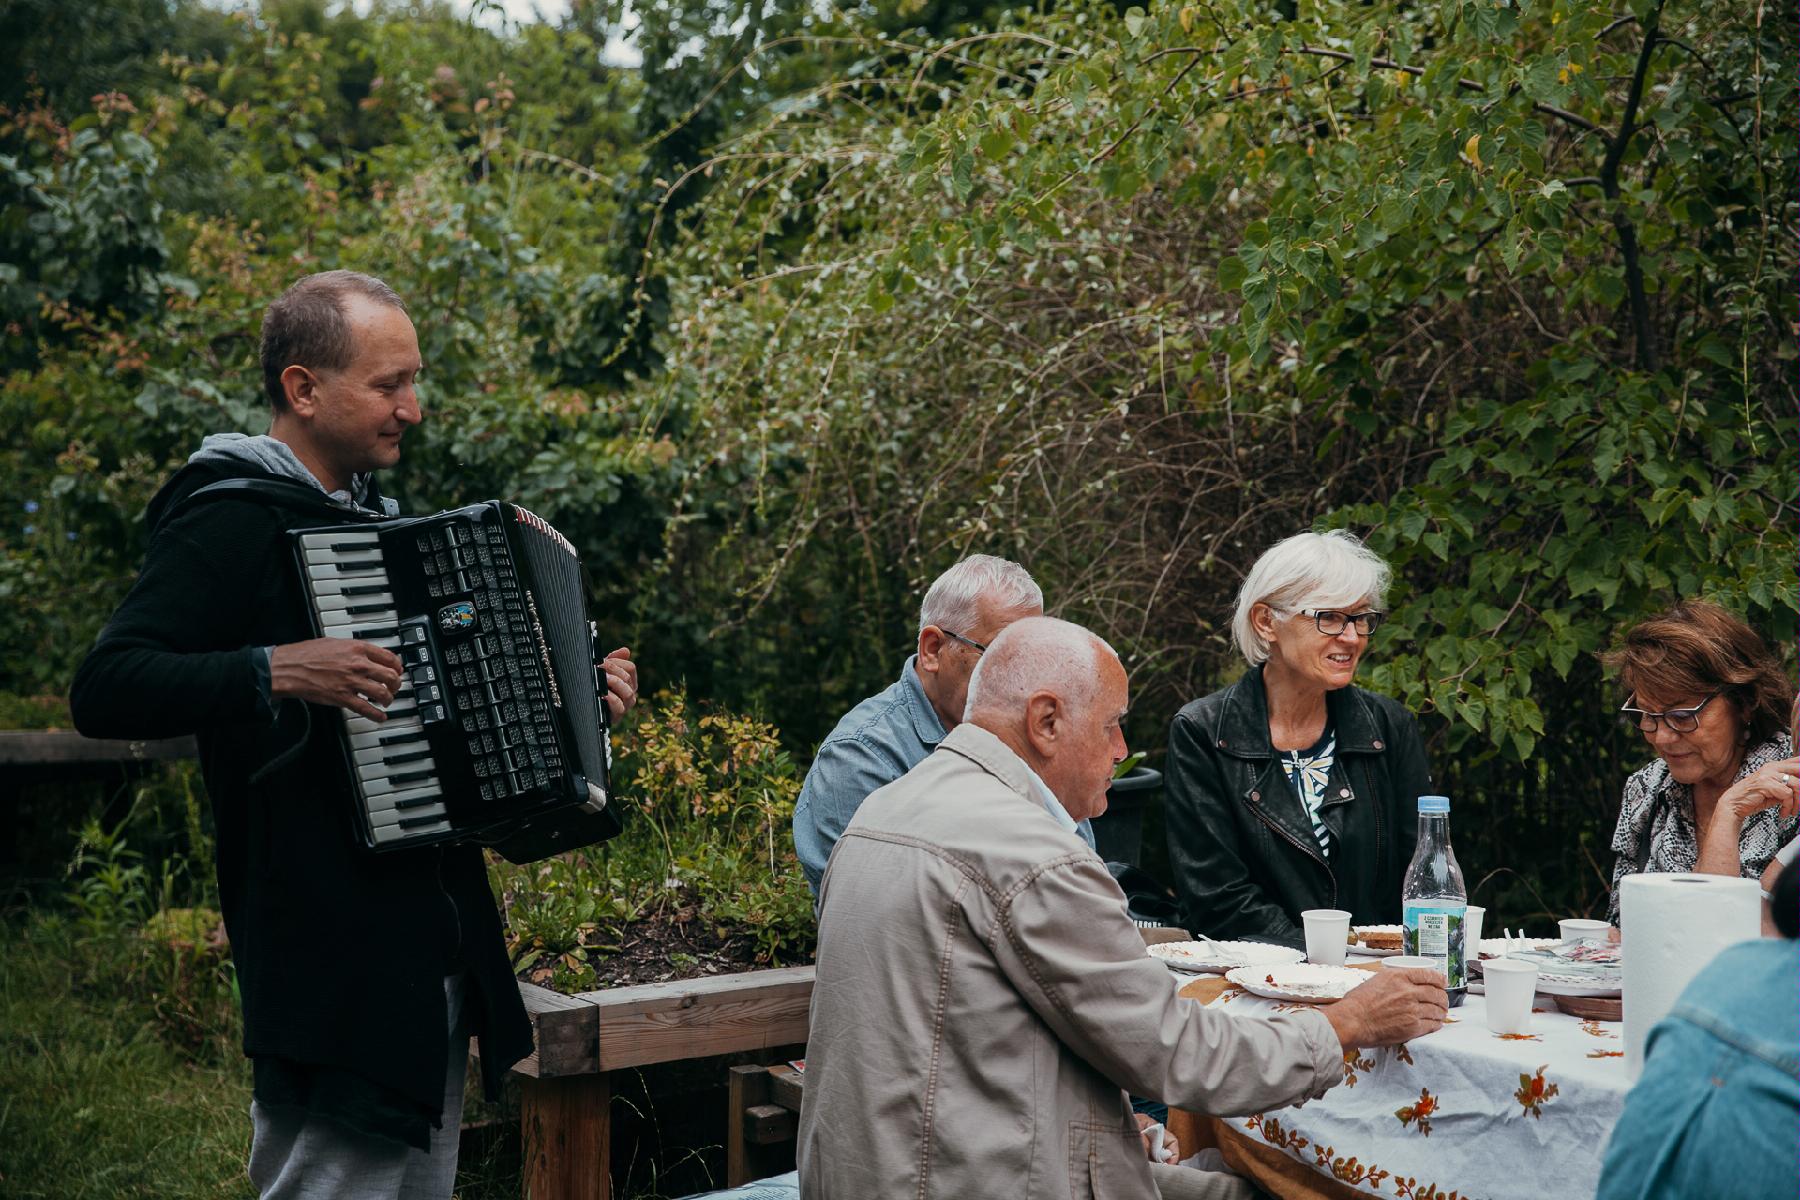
[{"xmin": 492, "ymin": 688, "xmax": 814, "ymax": 993}]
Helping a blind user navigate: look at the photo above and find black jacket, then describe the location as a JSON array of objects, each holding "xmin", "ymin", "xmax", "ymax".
[
  {"xmin": 70, "ymin": 458, "xmax": 532, "ymax": 1125},
  {"xmin": 1163, "ymin": 666, "xmax": 1433, "ymax": 949}
]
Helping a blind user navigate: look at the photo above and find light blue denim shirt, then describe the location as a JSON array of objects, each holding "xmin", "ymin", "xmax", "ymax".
[
  {"xmin": 794, "ymin": 655, "xmax": 1093, "ymax": 893},
  {"xmin": 1597, "ymin": 937, "xmax": 1799, "ymax": 1200}
]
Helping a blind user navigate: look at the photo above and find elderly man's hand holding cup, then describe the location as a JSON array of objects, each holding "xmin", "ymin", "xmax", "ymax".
[{"xmin": 1324, "ymin": 966, "xmax": 1449, "ymax": 1050}]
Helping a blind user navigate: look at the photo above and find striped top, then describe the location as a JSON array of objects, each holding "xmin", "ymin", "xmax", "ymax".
[{"xmin": 1280, "ymin": 727, "xmax": 1337, "ymax": 857}]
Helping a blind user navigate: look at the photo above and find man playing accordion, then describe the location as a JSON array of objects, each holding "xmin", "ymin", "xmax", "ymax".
[{"xmin": 72, "ymin": 270, "xmax": 639, "ymax": 1199}]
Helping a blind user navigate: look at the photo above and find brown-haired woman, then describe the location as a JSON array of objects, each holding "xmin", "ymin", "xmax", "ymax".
[{"xmin": 1603, "ymin": 599, "xmax": 1798, "ymax": 924}]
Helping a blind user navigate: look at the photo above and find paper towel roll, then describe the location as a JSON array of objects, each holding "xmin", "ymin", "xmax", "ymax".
[{"xmin": 1620, "ymin": 872, "xmax": 1761, "ymax": 1080}]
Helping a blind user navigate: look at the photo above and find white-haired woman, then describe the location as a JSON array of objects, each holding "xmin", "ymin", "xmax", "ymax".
[{"xmin": 1163, "ymin": 530, "xmax": 1434, "ymax": 948}]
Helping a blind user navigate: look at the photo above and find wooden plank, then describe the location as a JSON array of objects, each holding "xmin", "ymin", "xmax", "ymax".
[
  {"xmin": 521, "ymin": 1072, "xmax": 611, "ymax": 1200},
  {"xmin": 514, "ymin": 983, "xmax": 599, "ymax": 1078},
  {"xmin": 767, "ymin": 1064, "xmax": 804, "ymax": 1114},
  {"xmin": 0, "ymin": 730, "xmax": 197, "ymax": 766},
  {"xmin": 726, "ymin": 1064, "xmax": 771, "ymax": 1186},
  {"xmin": 576, "ymin": 966, "xmax": 815, "ymax": 1071},
  {"xmin": 575, "ymin": 965, "xmax": 815, "ymax": 1012}
]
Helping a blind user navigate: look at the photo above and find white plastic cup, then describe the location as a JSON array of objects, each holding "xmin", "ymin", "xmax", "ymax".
[
  {"xmin": 1482, "ymin": 958, "xmax": 1539, "ymax": 1034},
  {"xmin": 1383, "ymin": 955, "xmax": 1443, "ymax": 976},
  {"xmin": 1464, "ymin": 905, "xmax": 1485, "ymax": 955},
  {"xmin": 1301, "ymin": 909, "xmax": 1352, "ymax": 966},
  {"xmin": 1559, "ymin": 918, "xmax": 1609, "ymax": 944}
]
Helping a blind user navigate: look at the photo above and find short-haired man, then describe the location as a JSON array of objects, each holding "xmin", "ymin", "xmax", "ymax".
[
  {"xmin": 793, "ymin": 554, "xmax": 1094, "ymax": 891},
  {"xmin": 71, "ymin": 271, "xmax": 638, "ymax": 1198},
  {"xmin": 798, "ymin": 617, "xmax": 1447, "ymax": 1200}
]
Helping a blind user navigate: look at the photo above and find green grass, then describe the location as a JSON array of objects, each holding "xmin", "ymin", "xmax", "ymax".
[
  {"xmin": 0, "ymin": 913, "xmax": 253, "ymax": 1198},
  {"xmin": 0, "ymin": 912, "xmax": 525, "ymax": 1199}
]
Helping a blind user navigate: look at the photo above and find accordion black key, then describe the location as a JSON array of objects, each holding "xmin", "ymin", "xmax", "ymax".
[{"xmin": 292, "ymin": 500, "xmax": 622, "ymax": 862}]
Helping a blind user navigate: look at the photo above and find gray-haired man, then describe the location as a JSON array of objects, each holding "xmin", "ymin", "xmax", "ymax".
[{"xmin": 792, "ymin": 554, "xmax": 1093, "ymax": 893}]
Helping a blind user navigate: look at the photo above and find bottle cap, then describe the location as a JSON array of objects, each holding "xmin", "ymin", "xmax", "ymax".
[{"xmin": 1417, "ymin": 795, "xmax": 1450, "ymax": 814}]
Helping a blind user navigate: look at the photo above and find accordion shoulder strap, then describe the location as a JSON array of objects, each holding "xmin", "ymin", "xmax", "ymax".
[{"xmin": 173, "ymin": 478, "xmax": 384, "ymax": 525}]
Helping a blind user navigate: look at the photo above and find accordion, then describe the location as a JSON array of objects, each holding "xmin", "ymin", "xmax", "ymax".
[{"xmin": 292, "ymin": 499, "xmax": 622, "ymax": 862}]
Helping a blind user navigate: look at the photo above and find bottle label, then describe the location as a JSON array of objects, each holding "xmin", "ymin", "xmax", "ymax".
[{"xmin": 1402, "ymin": 903, "xmax": 1466, "ymax": 989}]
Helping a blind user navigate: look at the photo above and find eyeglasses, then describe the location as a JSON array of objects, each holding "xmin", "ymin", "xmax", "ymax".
[
  {"xmin": 1287, "ymin": 609, "xmax": 1385, "ymax": 638},
  {"xmin": 939, "ymin": 629, "xmax": 988, "ymax": 654},
  {"xmin": 1620, "ymin": 693, "xmax": 1718, "ymax": 734}
]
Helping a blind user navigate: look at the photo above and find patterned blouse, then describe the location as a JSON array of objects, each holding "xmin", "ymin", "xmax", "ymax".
[
  {"xmin": 1280, "ymin": 727, "xmax": 1337, "ymax": 858},
  {"xmin": 1607, "ymin": 733, "xmax": 1797, "ymax": 925}
]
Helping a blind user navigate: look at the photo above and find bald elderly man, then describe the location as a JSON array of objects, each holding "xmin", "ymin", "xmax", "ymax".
[{"xmin": 799, "ymin": 617, "xmax": 1448, "ymax": 1200}]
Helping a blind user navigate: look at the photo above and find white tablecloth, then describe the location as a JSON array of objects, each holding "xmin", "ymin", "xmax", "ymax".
[{"xmin": 1186, "ymin": 962, "xmax": 1629, "ymax": 1199}]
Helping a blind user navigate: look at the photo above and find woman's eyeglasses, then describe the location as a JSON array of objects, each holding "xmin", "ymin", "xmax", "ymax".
[
  {"xmin": 1293, "ymin": 609, "xmax": 1385, "ymax": 637},
  {"xmin": 1619, "ymin": 693, "xmax": 1718, "ymax": 734}
]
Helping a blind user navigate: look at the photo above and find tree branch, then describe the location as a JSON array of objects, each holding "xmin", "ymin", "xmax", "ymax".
[
  {"xmin": 1289, "ymin": 45, "xmax": 1610, "ymax": 137},
  {"xmin": 1600, "ymin": 3, "xmax": 1665, "ymax": 371}
]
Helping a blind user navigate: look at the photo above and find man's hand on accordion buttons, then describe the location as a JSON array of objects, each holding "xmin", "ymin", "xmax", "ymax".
[
  {"xmin": 601, "ymin": 647, "xmax": 638, "ymax": 721},
  {"xmin": 270, "ymin": 637, "xmax": 406, "ymax": 723}
]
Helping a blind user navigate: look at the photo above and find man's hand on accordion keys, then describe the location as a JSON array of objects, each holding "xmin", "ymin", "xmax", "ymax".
[
  {"xmin": 270, "ymin": 637, "xmax": 407, "ymax": 723},
  {"xmin": 600, "ymin": 647, "xmax": 638, "ymax": 722}
]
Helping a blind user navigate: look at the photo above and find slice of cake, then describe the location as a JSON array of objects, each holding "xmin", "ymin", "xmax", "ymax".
[{"xmin": 1352, "ymin": 924, "xmax": 1404, "ymax": 950}]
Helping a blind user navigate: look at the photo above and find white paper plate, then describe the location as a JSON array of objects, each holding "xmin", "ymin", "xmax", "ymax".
[
  {"xmin": 1148, "ymin": 940, "xmax": 1305, "ymax": 975},
  {"xmin": 1348, "ymin": 924, "xmax": 1405, "ymax": 957},
  {"xmin": 1472, "ymin": 937, "xmax": 1557, "ymax": 970},
  {"xmin": 1473, "ymin": 941, "xmax": 1622, "ymax": 997},
  {"xmin": 1531, "ymin": 973, "xmax": 1622, "ymax": 998},
  {"xmin": 1225, "ymin": 963, "xmax": 1370, "ymax": 1003}
]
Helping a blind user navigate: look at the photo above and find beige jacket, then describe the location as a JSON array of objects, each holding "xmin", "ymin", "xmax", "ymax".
[{"xmin": 798, "ymin": 723, "xmax": 1345, "ymax": 1200}]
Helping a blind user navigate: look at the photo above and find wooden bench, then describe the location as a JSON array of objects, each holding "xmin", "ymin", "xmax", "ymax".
[{"xmin": 513, "ymin": 966, "xmax": 815, "ymax": 1200}]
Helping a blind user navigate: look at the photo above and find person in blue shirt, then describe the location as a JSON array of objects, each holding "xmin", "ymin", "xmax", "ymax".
[
  {"xmin": 795, "ymin": 554, "xmax": 1098, "ymax": 893},
  {"xmin": 1597, "ymin": 857, "xmax": 1798, "ymax": 1200}
]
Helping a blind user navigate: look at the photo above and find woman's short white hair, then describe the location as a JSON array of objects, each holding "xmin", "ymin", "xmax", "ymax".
[
  {"xmin": 1231, "ymin": 530, "xmax": 1392, "ymax": 666},
  {"xmin": 919, "ymin": 554, "xmax": 1043, "ymax": 636}
]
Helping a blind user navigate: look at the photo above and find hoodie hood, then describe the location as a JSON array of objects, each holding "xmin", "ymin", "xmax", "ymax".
[
  {"xmin": 145, "ymin": 433, "xmax": 398, "ymax": 532},
  {"xmin": 187, "ymin": 433, "xmax": 397, "ymax": 515}
]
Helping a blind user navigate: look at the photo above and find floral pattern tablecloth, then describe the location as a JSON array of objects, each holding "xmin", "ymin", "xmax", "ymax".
[{"xmin": 1178, "ymin": 966, "xmax": 1629, "ymax": 1200}]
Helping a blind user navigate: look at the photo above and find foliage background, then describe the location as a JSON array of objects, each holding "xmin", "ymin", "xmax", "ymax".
[{"xmin": 0, "ymin": 0, "xmax": 1794, "ymax": 1190}]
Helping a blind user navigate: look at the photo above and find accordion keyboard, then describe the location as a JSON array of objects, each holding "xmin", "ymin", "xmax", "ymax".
[{"xmin": 302, "ymin": 528, "xmax": 454, "ymax": 846}]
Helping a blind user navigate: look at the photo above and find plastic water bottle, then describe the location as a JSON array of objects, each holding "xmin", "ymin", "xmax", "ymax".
[{"xmin": 1402, "ymin": 794, "xmax": 1468, "ymax": 1007}]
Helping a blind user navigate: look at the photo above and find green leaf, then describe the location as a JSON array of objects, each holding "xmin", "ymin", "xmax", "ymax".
[{"xmin": 1217, "ymin": 256, "xmax": 1249, "ymax": 292}]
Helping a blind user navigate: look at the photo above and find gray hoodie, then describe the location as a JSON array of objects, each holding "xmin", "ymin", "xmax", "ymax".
[{"xmin": 187, "ymin": 432, "xmax": 399, "ymax": 517}]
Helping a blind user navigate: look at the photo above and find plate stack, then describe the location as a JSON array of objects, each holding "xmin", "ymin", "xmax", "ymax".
[{"xmin": 1147, "ymin": 940, "xmax": 1305, "ymax": 975}]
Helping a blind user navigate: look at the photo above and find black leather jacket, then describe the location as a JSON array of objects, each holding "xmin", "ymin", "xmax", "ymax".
[{"xmin": 1164, "ymin": 665, "xmax": 1434, "ymax": 949}]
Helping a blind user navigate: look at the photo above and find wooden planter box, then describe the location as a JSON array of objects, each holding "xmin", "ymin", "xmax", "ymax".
[{"xmin": 513, "ymin": 966, "xmax": 815, "ymax": 1199}]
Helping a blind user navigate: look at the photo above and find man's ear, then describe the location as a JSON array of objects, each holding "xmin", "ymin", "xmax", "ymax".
[
  {"xmin": 1023, "ymin": 691, "xmax": 1060, "ymax": 758},
  {"xmin": 917, "ymin": 626, "xmax": 947, "ymax": 675},
  {"xmin": 281, "ymin": 364, "xmax": 320, "ymax": 416}
]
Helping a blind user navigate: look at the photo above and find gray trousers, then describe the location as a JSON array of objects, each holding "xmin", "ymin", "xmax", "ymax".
[{"xmin": 248, "ymin": 976, "xmax": 469, "ymax": 1200}]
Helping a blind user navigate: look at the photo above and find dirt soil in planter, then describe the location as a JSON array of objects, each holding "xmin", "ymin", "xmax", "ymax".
[{"xmin": 517, "ymin": 904, "xmax": 805, "ymax": 991}]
